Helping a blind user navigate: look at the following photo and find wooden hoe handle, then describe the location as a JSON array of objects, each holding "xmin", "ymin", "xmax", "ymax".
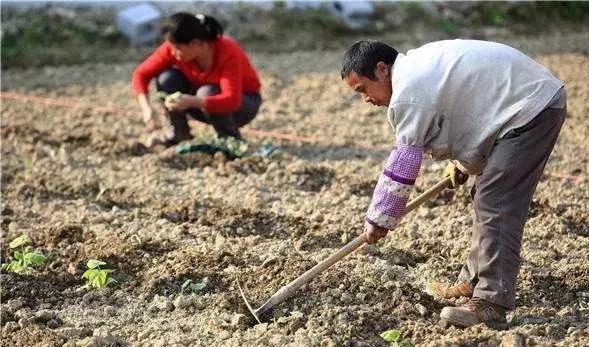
[{"xmin": 266, "ymin": 177, "xmax": 452, "ymax": 308}]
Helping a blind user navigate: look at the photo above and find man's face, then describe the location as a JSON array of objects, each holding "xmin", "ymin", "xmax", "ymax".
[{"xmin": 344, "ymin": 62, "xmax": 392, "ymax": 107}]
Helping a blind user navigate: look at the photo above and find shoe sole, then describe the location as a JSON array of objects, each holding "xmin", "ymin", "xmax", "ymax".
[{"xmin": 439, "ymin": 318, "xmax": 508, "ymax": 330}]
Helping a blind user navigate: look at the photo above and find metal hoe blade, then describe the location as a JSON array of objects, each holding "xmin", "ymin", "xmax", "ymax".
[{"xmin": 236, "ymin": 280, "xmax": 262, "ymax": 324}]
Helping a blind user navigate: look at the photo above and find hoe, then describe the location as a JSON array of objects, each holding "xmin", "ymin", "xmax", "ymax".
[{"xmin": 238, "ymin": 177, "xmax": 452, "ymax": 323}]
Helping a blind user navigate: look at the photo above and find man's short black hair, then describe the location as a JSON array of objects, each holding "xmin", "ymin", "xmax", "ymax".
[{"xmin": 341, "ymin": 40, "xmax": 398, "ymax": 80}]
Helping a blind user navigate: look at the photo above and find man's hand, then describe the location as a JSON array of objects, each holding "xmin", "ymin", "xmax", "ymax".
[
  {"xmin": 164, "ymin": 93, "xmax": 203, "ymax": 111},
  {"xmin": 443, "ymin": 162, "xmax": 468, "ymax": 189},
  {"xmin": 364, "ymin": 221, "xmax": 388, "ymax": 244}
]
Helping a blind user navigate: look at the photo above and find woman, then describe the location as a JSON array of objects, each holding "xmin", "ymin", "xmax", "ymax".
[{"xmin": 132, "ymin": 12, "xmax": 262, "ymax": 147}]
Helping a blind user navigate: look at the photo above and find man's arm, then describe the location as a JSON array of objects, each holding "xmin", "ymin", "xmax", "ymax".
[{"xmin": 365, "ymin": 144, "xmax": 422, "ymax": 243}]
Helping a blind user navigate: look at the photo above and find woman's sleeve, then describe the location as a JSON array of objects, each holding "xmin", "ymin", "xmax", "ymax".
[
  {"xmin": 365, "ymin": 144, "xmax": 423, "ymax": 230},
  {"xmin": 132, "ymin": 44, "xmax": 172, "ymax": 95},
  {"xmin": 203, "ymin": 54, "xmax": 243, "ymax": 114}
]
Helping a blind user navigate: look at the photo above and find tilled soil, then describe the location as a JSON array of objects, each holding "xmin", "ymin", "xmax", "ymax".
[{"xmin": 2, "ymin": 38, "xmax": 589, "ymax": 346}]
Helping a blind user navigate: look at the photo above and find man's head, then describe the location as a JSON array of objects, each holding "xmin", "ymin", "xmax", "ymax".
[{"xmin": 341, "ymin": 40, "xmax": 398, "ymax": 107}]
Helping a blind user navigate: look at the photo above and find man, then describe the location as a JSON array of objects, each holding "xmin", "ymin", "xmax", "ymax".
[{"xmin": 341, "ymin": 39, "xmax": 566, "ymax": 327}]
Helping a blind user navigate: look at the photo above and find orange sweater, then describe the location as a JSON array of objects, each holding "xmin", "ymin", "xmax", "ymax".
[{"xmin": 132, "ymin": 36, "xmax": 261, "ymax": 114}]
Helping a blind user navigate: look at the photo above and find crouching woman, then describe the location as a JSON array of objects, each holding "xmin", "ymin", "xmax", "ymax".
[{"xmin": 132, "ymin": 12, "xmax": 262, "ymax": 146}]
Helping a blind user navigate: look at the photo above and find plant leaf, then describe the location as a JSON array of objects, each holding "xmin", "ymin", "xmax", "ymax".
[
  {"xmin": 24, "ymin": 252, "xmax": 46, "ymax": 266},
  {"xmin": 13, "ymin": 250, "xmax": 24, "ymax": 261},
  {"xmin": 82, "ymin": 268, "xmax": 98, "ymax": 280},
  {"xmin": 181, "ymin": 279, "xmax": 192, "ymax": 293},
  {"xmin": 380, "ymin": 329, "xmax": 401, "ymax": 342},
  {"xmin": 190, "ymin": 282, "xmax": 206, "ymax": 292},
  {"xmin": 96, "ymin": 270, "xmax": 107, "ymax": 288},
  {"xmin": 87, "ymin": 259, "xmax": 106, "ymax": 269},
  {"xmin": 9, "ymin": 234, "xmax": 30, "ymax": 249}
]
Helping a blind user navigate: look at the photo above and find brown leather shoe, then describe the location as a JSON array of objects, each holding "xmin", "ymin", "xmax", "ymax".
[
  {"xmin": 440, "ymin": 297, "xmax": 507, "ymax": 328},
  {"xmin": 427, "ymin": 281, "xmax": 473, "ymax": 299}
]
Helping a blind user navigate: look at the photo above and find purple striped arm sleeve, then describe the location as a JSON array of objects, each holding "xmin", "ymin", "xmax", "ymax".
[{"xmin": 366, "ymin": 144, "xmax": 423, "ymax": 229}]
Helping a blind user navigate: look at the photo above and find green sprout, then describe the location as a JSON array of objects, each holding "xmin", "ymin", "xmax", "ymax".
[
  {"xmin": 211, "ymin": 136, "xmax": 249, "ymax": 158},
  {"xmin": 81, "ymin": 259, "xmax": 117, "ymax": 290},
  {"xmin": 180, "ymin": 279, "xmax": 207, "ymax": 294},
  {"xmin": 1, "ymin": 234, "xmax": 46, "ymax": 274},
  {"xmin": 380, "ymin": 329, "xmax": 412, "ymax": 347},
  {"xmin": 156, "ymin": 91, "xmax": 183, "ymax": 103}
]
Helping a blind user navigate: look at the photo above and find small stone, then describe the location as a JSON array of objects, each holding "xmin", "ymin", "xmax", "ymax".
[
  {"xmin": 13, "ymin": 308, "xmax": 33, "ymax": 321},
  {"xmin": 7, "ymin": 299, "xmax": 25, "ymax": 313},
  {"xmin": 18, "ymin": 318, "xmax": 31, "ymax": 328},
  {"xmin": 148, "ymin": 295, "xmax": 174, "ymax": 312},
  {"xmin": 340, "ymin": 293, "xmax": 353, "ymax": 304},
  {"xmin": 173, "ymin": 295, "xmax": 192, "ymax": 309},
  {"xmin": 415, "ymin": 303, "xmax": 428, "ymax": 317},
  {"xmin": 82, "ymin": 291, "xmax": 101, "ymax": 303},
  {"xmin": 103, "ymin": 306, "xmax": 117, "ymax": 317},
  {"xmin": 261, "ymin": 256, "xmax": 278, "ymax": 268},
  {"xmin": 47, "ymin": 319, "xmax": 62, "ymax": 329},
  {"xmin": 35, "ymin": 309, "xmax": 57, "ymax": 322},
  {"xmin": 567, "ymin": 326, "xmax": 581, "ymax": 337},
  {"xmin": 557, "ymin": 306, "xmax": 576, "ymax": 317},
  {"xmin": 57, "ymin": 327, "xmax": 93, "ymax": 339},
  {"xmin": 230, "ymin": 313, "xmax": 249, "ymax": 329},
  {"xmin": 0, "ymin": 306, "xmax": 14, "ymax": 323},
  {"xmin": 500, "ymin": 333, "xmax": 524, "ymax": 347},
  {"xmin": 4, "ymin": 321, "xmax": 19, "ymax": 333},
  {"xmin": 136, "ymin": 329, "xmax": 152, "ymax": 340},
  {"xmin": 217, "ymin": 330, "xmax": 231, "ymax": 340}
]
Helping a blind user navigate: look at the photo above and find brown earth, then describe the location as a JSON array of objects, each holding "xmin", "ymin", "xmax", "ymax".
[{"xmin": 1, "ymin": 32, "xmax": 589, "ymax": 346}]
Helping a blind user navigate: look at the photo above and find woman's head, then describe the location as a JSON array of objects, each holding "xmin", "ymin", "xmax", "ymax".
[
  {"xmin": 162, "ymin": 12, "xmax": 223, "ymax": 44},
  {"xmin": 162, "ymin": 13, "xmax": 223, "ymax": 62}
]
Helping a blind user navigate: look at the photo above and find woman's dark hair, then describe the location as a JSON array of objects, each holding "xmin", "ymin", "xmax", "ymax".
[
  {"xmin": 341, "ymin": 40, "xmax": 398, "ymax": 80},
  {"xmin": 162, "ymin": 12, "xmax": 223, "ymax": 44}
]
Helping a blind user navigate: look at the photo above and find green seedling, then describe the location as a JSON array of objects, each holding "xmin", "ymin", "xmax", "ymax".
[
  {"xmin": 210, "ymin": 136, "xmax": 248, "ymax": 158},
  {"xmin": 380, "ymin": 329, "xmax": 412, "ymax": 347},
  {"xmin": 176, "ymin": 136, "xmax": 249, "ymax": 159},
  {"xmin": 155, "ymin": 91, "xmax": 169, "ymax": 102},
  {"xmin": 165, "ymin": 91, "xmax": 183, "ymax": 104},
  {"xmin": 180, "ymin": 279, "xmax": 206, "ymax": 294},
  {"xmin": 1, "ymin": 234, "xmax": 46, "ymax": 274},
  {"xmin": 81, "ymin": 259, "xmax": 117, "ymax": 290}
]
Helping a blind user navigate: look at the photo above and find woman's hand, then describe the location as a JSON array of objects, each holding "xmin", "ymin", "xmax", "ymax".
[
  {"xmin": 137, "ymin": 93, "xmax": 159, "ymax": 131},
  {"xmin": 164, "ymin": 93, "xmax": 204, "ymax": 111},
  {"xmin": 364, "ymin": 221, "xmax": 389, "ymax": 244}
]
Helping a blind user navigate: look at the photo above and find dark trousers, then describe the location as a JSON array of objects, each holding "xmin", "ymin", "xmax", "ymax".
[
  {"xmin": 458, "ymin": 105, "xmax": 567, "ymax": 309},
  {"xmin": 156, "ymin": 68, "xmax": 262, "ymax": 139}
]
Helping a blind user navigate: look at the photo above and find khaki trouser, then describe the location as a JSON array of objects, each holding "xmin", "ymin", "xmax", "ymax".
[{"xmin": 458, "ymin": 105, "xmax": 567, "ymax": 310}]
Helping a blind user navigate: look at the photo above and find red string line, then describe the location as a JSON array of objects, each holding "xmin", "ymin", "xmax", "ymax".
[{"xmin": 1, "ymin": 91, "xmax": 389, "ymax": 152}]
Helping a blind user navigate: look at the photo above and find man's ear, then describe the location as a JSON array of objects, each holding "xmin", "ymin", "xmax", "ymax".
[{"xmin": 376, "ymin": 62, "xmax": 390, "ymax": 76}]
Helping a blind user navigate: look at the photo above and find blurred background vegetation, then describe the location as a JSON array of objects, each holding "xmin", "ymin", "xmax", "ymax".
[{"xmin": 2, "ymin": 1, "xmax": 589, "ymax": 69}]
